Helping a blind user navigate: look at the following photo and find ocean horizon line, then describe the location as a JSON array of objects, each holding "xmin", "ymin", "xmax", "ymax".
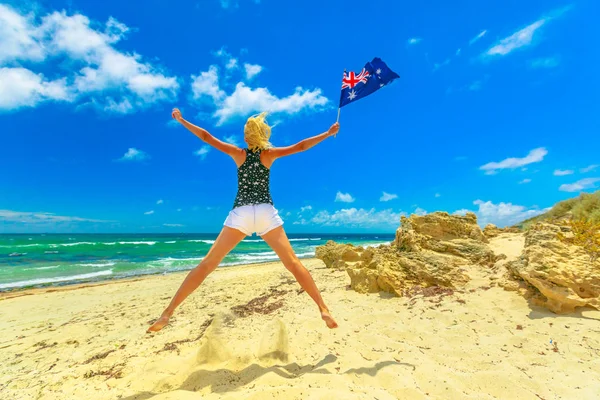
[{"xmin": 0, "ymin": 232, "xmax": 396, "ymax": 236}]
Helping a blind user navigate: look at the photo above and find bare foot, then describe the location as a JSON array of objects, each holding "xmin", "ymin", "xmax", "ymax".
[
  {"xmin": 147, "ymin": 314, "xmax": 170, "ymax": 333},
  {"xmin": 320, "ymin": 309, "xmax": 338, "ymax": 329}
]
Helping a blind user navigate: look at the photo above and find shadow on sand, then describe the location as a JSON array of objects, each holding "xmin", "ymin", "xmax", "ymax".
[
  {"xmin": 527, "ymin": 303, "xmax": 600, "ymax": 321},
  {"xmin": 121, "ymin": 354, "xmax": 414, "ymax": 399}
]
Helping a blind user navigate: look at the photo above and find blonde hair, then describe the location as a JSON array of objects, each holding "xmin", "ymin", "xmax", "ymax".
[{"xmin": 244, "ymin": 112, "xmax": 272, "ymax": 151}]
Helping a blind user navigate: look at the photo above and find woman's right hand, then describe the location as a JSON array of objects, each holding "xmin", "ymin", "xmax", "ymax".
[
  {"xmin": 328, "ymin": 122, "xmax": 340, "ymax": 137},
  {"xmin": 172, "ymin": 108, "xmax": 183, "ymax": 122}
]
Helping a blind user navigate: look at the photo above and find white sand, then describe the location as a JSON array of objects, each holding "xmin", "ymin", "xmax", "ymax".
[{"xmin": 1, "ymin": 235, "xmax": 599, "ymax": 399}]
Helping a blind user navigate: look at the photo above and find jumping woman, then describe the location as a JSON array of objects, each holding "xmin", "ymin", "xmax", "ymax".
[{"xmin": 147, "ymin": 108, "xmax": 339, "ymax": 332}]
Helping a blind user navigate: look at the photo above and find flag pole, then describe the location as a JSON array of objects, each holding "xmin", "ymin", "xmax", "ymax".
[{"xmin": 335, "ymin": 69, "xmax": 346, "ymax": 137}]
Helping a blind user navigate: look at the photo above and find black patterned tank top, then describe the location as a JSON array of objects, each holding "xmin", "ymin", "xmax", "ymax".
[{"xmin": 232, "ymin": 149, "xmax": 273, "ymax": 209}]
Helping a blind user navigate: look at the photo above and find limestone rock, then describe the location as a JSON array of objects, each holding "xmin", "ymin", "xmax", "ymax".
[
  {"xmin": 315, "ymin": 241, "xmax": 358, "ymax": 269},
  {"xmin": 505, "ymin": 222, "xmax": 600, "ymax": 313},
  {"xmin": 316, "ymin": 212, "xmax": 500, "ymax": 296},
  {"xmin": 341, "ymin": 245, "xmax": 469, "ymax": 295},
  {"xmin": 483, "ymin": 224, "xmax": 521, "ymax": 239},
  {"xmin": 394, "ymin": 212, "xmax": 497, "ymax": 266},
  {"xmin": 396, "ymin": 212, "xmax": 488, "ymax": 244}
]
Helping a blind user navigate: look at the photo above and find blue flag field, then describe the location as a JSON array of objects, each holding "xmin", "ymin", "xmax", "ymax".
[{"xmin": 339, "ymin": 58, "xmax": 400, "ymax": 108}]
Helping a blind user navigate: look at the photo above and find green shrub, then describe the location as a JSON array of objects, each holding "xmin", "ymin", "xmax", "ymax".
[
  {"xmin": 571, "ymin": 192, "xmax": 600, "ymax": 223},
  {"xmin": 516, "ymin": 191, "xmax": 600, "ymax": 229},
  {"xmin": 557, "ymin": 219, "xmax": 600, "ymax": 263}
]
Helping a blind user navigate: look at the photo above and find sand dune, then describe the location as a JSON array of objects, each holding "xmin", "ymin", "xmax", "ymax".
[{"xmin": 1, "ymin": 234, "xmax": 600, "ymax": 399}]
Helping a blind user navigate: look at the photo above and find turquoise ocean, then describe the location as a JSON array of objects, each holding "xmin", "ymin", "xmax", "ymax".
[{"xmin": 0, "ymin": 234, "xmax": 393, "ymax": 291}]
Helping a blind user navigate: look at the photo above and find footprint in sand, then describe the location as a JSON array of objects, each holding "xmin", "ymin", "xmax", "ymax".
[{"xmin": 257, "ymin": 318, "xmax": 289, "ymax": 363}]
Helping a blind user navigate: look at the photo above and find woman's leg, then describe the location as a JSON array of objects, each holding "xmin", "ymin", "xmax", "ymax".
[
  {"xmin": 261, "ymin": 226, "xmax": 338, "ymax": 329},
  {"xmin": 147, "ymin": 226, "xmax": 246, "ymax": 332}
]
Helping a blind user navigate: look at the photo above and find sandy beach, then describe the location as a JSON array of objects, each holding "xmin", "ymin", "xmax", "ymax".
[{"xmin": 2, "ymin": 234, "xmax": 600, "ymax": 400}]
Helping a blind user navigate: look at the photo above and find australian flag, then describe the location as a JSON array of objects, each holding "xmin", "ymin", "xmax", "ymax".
[{"xmin": 339, "ymin": 58, "xmax": 400, "ymax": 108}]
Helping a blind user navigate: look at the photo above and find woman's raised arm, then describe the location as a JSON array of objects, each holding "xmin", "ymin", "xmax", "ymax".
[
  {"xmin": 172, "ymin": 108, "xmax": 244, "ymax": 159},
  {"xmin": 264, "ymin": 122, "xmax": 339, "ymax": 163}
]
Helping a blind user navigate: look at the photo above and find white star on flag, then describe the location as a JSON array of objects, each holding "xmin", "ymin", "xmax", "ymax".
[
  {"xmin": 376, "ymin": 68, "xmax": 382, "ymax": 74},
  {"xmin": 348, "ymin": 90, "xmax": 357, "ymax": 100}
]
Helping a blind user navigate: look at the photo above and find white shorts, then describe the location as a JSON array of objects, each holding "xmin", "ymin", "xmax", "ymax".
[{"xmin": 223, "ymin": 203, "xmax": 284, "ymax": 236}]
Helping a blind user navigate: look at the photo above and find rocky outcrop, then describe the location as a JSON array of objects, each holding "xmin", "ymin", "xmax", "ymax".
[
  {"xmin": 397, "ymin": 212, "xmax": 488, "ymax": 244},
  {"xmin": 314, "ymin": 241, "xmax": 362, "ymax": 270},
  {"xmin": 505, "ymin": 222, "xmax": 600, "ymax": 313},
  {"xmin": 483, "ymin": 224, "xmax": 521, "ymax": 239},
  {"xmin": 395, "ymin": 213, "xmax": 498, "ymax": 267},
  {"xmin": 316, "ymin": 212, "xmax": 502, "ymax": 296},
  {"xmin": 344, "ymin": 245, "xmax": 470, "ymax": 295}
]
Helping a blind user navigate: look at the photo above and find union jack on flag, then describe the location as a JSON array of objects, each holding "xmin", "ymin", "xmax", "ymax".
[
  {"xmin": 341, "ymin": 69, "xmax": 370, "ymax": 90},
  {"xmin": 339, "ymin": 58, "xmax": 399, "ymax": 108}
]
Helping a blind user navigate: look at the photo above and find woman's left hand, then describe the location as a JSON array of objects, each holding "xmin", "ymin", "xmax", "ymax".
[{"xmin": 172, "ymin": 108, "xmax": 183, "ymax": 122}]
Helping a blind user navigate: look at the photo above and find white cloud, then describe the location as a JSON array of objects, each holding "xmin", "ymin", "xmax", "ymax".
[
  {"xmin": 529, "ymin": 57, "xmax": 559, "ymax": 69},
  {"xmin": 0, "ymin": 5, "xmax": 179, "ymax": 113},
  {"xmin": 226, "ymin": 57, "xmax": 238, "ymax": 70},
  {"xmin": 191, "ymin": 65, "xmax": 226, "ymax": 102},
  {"xmin": 519, "ymin": 178, "xmax": 532, "ymax": 184},
  {"xmin": 559, "ymin": 178, "xmax": 600, "ymax": 193},
  {"xmin": 380, "ymin": 192, "xmax": 398, "ymax": 202},
  {"xmin": 157, "ymin": 199, "xmax": 164, "ymax": 205},
  {"xmin": 214, "ymin": 82, "xmax": 329, "ymax": 125},
  {"xmin": 0, "ymin": 4, "xmax": 45, "ymax": 63},
  {"xmin": 456, "ymin": 48, "xmax": 462, "ymax": 56},
  {"xmin": 480, "ymin": 147, "xmax": 547, "ymax": 175},
  {"xmin": 213, "ymin": 46, "xmax": 239, "ymax": 71},
  {"xmin": 214, "ymin": 47, "xmax": 230, "ymax": 58},
  {"xmin": 407, "ymin": 37, "xmax": 422, "ymax": 45},
  {"xmin": 413, "ymin": 207, "xmax": 427, "ymax": 216},
  {"xmin": 456, "ymin": 200, "xmax": 546, "ymax": 227},
  {"xmin": 581, "ymin": 165, "xmax": 598, "ymax": 173},
  {"xmin": 311, "ymin": 208, "xmax": 402, "ymax": 228},
  {"xmin": 45, "ymin": 13, "xmax": 179, "ymax": 110},
  {"xmin": 485, "ymin": 20, "xmax": 546, "ymax": 57},
  {"xmin": 144, "ymin": 210, "xmax": 154, "ymax": 215},
  {"xmin": 163, "ymin": 223, "xmax": 184, "ymax": 227},
  {"xmin": 194, "ymin": 146, "xmax": 211, "ymax": 160},
  {"xmin": 469, "ymin": 30, "xmax": 487, "ymax": 45},
  {"xmin": 177, "ymin": 208, "xmax": 182, "ymax": 212},
  {"xmin": 0, "ymin": 209, "xmax": 108, "ymax": 224},
  {"xmin": 435, "ymin": 193, "xmax": 441, "ymax": 198},
  {"xmin": 484, "ymin": 7, "xmax": 570, "ymax": 58},
  {"xmin": 553, "ymin": 169, "xmax": 574, "ymax": 176},
  {"xmin": 300, "ymin": 205, "xmax": 313, "ymax": 212},
  {"xmin": 453, "ymin": 209, "xmax": 470, "ymax": 217},
  {"xmin": 0, "ymin": 67, "xmax": 71, "ymax": 110},
  {"xmin": 119, "ymin": 147, "xmax": 149, "ymax": 162},
  {"xmin": 335, "ymin": 191, "xmax": 355, "ymax": 203},
  {"xmin": 190, "ymin": 63, "xmax": 328, "ymax": 125},
  {"xmin": 244, "ymin": 63, "xmax": 262, "ymax": 79},
  {"xmin": 223, "ymin": 135, "xmax": 240, "ymax": 146}
]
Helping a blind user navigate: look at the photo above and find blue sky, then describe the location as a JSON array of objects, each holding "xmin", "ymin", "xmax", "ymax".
[{"xmin": 0, "ymin": 0, "xmax": 599, "ymax": 234}]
